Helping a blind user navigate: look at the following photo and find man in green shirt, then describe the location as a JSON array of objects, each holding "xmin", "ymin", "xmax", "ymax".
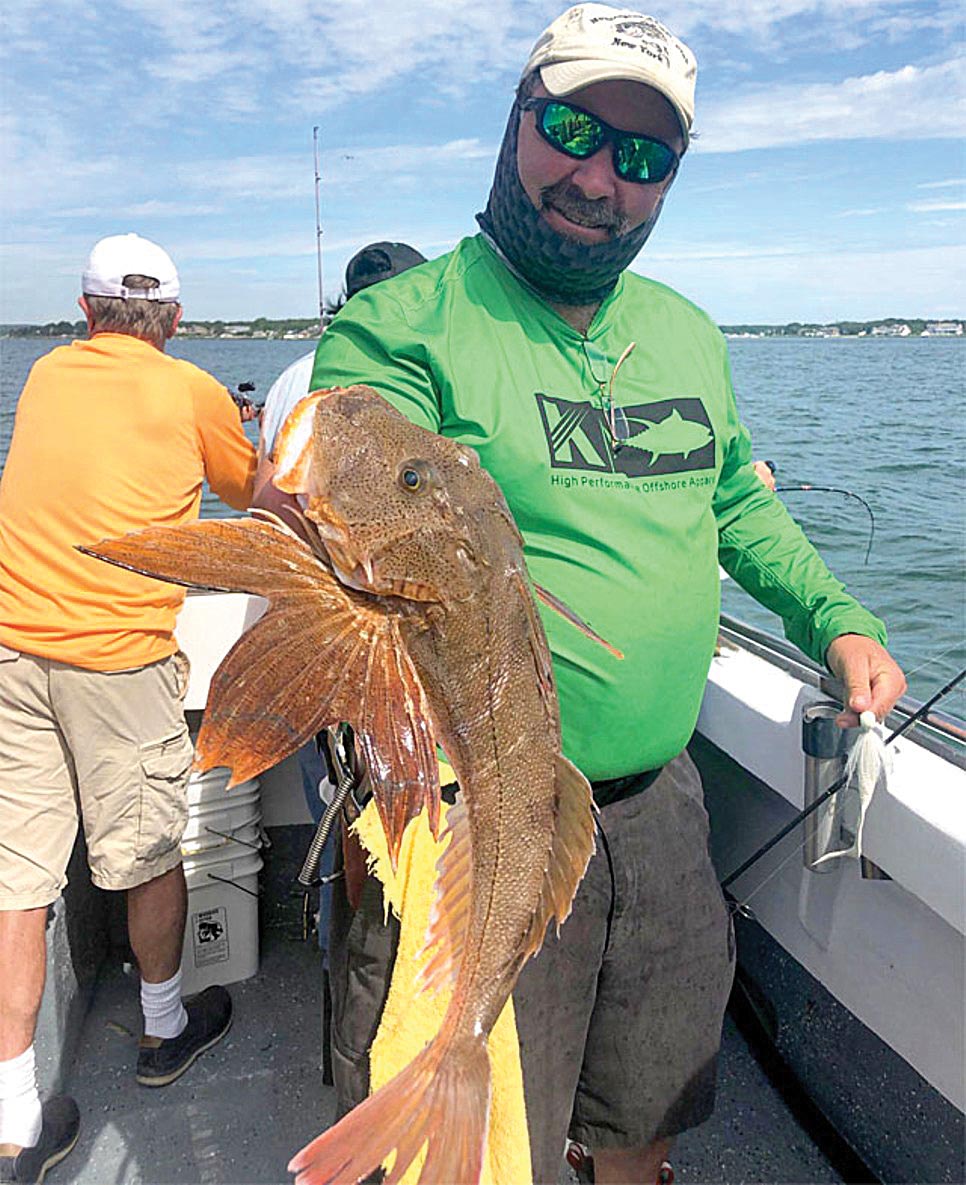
[{"xmin": 272, "ymin": 5, "xmax": 906, "ymax": 1182}]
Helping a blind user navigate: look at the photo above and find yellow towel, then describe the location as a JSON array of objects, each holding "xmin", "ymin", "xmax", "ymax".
[{"xmin": 354, "ymin": 759, "xmax": 532, "ymax": 1185}]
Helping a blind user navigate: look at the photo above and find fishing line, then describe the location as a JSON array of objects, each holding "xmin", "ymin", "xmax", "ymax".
[
  {"xmin": 720, "ymin": 666, "xmax": 966, "ymax": 896},
  {"xmin": 774, "ymin": 483, "xmax": 877, "ymax": 565},
  {"xmin": 898, "ymin": 640, "xmax": 966, "ymax": 684},
  {"xmin": 730, "ymin": 786, "xmax": 858, "ymax": 914}
]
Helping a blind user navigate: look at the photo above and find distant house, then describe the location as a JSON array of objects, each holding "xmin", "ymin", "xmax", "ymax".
[
  {"xmin": 922, "ymin": 321, "xmax": 963, "ymax": 336},
  {"xmin": 871, "ymin": 323, "xmax": 911, "ymax": 336}
]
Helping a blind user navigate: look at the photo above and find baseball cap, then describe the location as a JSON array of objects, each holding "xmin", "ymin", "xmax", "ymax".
[
  {"xmin": 345, "ymin": 241, "xmax": 426, "ymax": 298},
  {"xmin": 82, "ymin": 233, "xmax": 180, "ymax": 301},
  {"xmin": 522, "ymin": 4, "xmax": 697, "ymax": 142}
]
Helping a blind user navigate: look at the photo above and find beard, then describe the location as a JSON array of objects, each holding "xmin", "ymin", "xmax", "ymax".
[{"xmin": 538, "ymin": 178, "xmax": 630, "ymax": 239}]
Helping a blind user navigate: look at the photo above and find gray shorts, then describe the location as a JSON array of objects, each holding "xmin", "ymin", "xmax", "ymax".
[{"xmin": 328, "ymin": 751, "xmax": 734, "ymax": 1182}]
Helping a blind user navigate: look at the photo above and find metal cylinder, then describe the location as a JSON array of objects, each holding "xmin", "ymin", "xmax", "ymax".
[{"xmin": 801, "ymin": 702, "xmax": 856, "ymax": 872}]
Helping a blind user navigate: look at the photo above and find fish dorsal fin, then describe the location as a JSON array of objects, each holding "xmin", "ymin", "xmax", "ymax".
[
  {"xmin": 84, "ymin": 518, "xmax": 440, "ymax": 863},
  {"xmin": 520, "ymin": 754, "xmax": 596, "ymax": 963},
  {"xmin": 415, "ymin": 798, "xmax": 472, "ymax": 996}
]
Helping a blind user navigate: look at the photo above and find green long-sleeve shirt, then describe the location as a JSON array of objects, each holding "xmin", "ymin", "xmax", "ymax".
[{"xmin": 311, "ymin": 234, "xmax": 885, "ymax": 780}]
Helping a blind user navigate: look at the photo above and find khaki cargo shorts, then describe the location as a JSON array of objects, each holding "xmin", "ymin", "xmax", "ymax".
[{"xmin": 0, "ymin": 645, "xmax": 195, "ymax": 908}]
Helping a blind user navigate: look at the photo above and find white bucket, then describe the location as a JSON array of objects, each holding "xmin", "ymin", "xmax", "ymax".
[
  {"xmin": 187, "ymin": 767, "xmax": 259, "ymax": 807},
  {"xmin": 181, "ymin": 818, "xmax": 261, "ymax": 861},
  {"xmin": 181, "ymin": 791, "xmax": 261, "ymax": 857},
  {"xmin": 180, "ymin": 848, "xmax": 262, "ymax": 995}
]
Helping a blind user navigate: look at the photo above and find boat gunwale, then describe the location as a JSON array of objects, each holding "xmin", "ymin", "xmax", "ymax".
[{"xmin": 718, "ymin": 612, "xmax": 965, "ymax": 769}]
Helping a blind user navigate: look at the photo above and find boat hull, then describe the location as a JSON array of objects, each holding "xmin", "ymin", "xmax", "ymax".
[{"xmin": 694, "ymin": 617, "xmax": 965, "ymax": 1184}]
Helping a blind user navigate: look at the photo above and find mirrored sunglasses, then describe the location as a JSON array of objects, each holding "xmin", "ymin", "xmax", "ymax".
[{"xmin": 523, "ymin": 97, "xmax": 679, "ymax": 185}]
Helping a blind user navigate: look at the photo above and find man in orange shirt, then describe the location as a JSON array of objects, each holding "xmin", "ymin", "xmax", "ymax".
[{"xmin": 0, "ymin": 234, "xmax": 256, "ymax": 1183}]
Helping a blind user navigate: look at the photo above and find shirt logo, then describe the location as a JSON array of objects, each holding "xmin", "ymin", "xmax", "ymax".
[{"xmin": 535, "ymin": 393, "xmax": 716, "ymax": 477}]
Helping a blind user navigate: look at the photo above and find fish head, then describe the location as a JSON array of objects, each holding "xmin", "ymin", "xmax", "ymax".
[{"xmin": 274, "ymin": 385, "xmax": 512, "ymax": 603}]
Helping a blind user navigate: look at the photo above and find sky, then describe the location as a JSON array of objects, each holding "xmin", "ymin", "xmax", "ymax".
[{"xmin": 1, "ymin": 0, "xmax": 964, "ymax": 325}]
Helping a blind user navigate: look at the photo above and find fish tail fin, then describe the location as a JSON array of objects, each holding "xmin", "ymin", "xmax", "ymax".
[{"xmin": 289, "ymin": 1034, "xmax": 490, "ymax": 1185}]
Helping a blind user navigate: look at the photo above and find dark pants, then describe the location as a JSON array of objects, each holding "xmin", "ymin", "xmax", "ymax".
[{"xmin": 328, "ymin": 751, "xmax": 735, "ymax": 1183}]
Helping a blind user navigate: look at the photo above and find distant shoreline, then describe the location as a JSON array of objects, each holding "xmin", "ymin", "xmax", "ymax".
[{"xmin": 2, "ymin": 316, "xmax": 963, "ymax": 341}]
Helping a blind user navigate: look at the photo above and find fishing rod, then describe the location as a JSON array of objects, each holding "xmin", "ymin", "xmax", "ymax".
[
  {"xmin": 720, "ymin": 665, "xmax": 966, "ymax": 893},
  {"xmin": 765, "ymin": 462, "xmax": 877, "ymax": 565},
  {"xmin": 313, "ymin": 126, "xmax": 326, "ymax": 333}
]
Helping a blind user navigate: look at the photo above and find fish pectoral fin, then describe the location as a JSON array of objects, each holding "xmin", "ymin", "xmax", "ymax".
[
  {"xmin": 533, "ymin": 583, "xmax": 623, "ymax": 659},
  {"xmin": 415, "ymin": 798, "xmax": 471, "ymax": 995},
  {"xmin": 355, "ymin": 619, "xmax": 441, "ymax": 869},
  {"xmin": 193, "ymin": 588, "xmax": 366, "ymax": 784},
  {"xmin": 80, "ymin": 517, "xmax": 323, "ymax": 596},
  {"xmin": 520, "ymin": 754, "xmax": 596, "ymax": 962},
  {"xmin": 201, "ymin": 594, "xmax": 439, "ymax": 831},
  {"xmin": 86, "ymin": 517, "xmax": 440, "ymax": 814}
]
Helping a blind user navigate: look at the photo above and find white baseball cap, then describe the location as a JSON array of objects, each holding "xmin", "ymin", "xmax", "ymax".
[
  {"xmin": 82, "ymin": 233, "xmax": 181, "ymax": 301},
  {"xmin": 522, "ymin": 4, "xmax": 697, "ymax": 143}
]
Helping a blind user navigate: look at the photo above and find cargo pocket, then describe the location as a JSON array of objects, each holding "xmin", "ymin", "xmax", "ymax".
[{"xmin": 136, "ymin": 728, "xmax": 193, "ymax": 863}]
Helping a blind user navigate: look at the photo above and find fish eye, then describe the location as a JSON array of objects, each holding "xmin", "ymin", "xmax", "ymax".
[{"xmin": 397, "ymin": 460, "xmax": 430, "ymax": 493}]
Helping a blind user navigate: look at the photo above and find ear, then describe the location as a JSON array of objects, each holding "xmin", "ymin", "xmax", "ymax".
[
  {"xmin": 168, "ymin": 304, "xmax": 183, "ymax": 338},
  {"xmin": 78, "ymin": 296, "xmax": 95, "ymax": 335}
]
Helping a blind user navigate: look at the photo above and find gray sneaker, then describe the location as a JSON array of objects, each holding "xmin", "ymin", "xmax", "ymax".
[
  {"xmin": 0, "ymin": 1096, "xmax": 80, "ymax": 1184},
  {"xmin": 136, "ymin": 985, "xmax": 232, "ymax": 1087}
]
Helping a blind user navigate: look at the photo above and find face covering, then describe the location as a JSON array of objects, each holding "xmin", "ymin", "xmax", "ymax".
[{"xmin": 477, "ymin": 92, "xmax": 667, "ymax": 306}]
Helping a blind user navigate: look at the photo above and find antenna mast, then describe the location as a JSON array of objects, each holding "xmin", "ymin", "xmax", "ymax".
[{"xmin": 313, "ymin": 126, "xmax": 325, "ymax": 331}]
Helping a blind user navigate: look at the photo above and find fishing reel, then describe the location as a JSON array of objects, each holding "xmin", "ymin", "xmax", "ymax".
[{"xmin": 229, "ymin": 379, "xmax": 263, "ymax": 421}]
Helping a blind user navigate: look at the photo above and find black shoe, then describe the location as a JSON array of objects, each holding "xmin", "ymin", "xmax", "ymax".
[
  {"xmin": 0, "ymin": 1096, "xmax": 80, "ymax": 1184},
  {"xmin": 136, "ymin": 985, "xmax": 232, "ymax": 1087}
]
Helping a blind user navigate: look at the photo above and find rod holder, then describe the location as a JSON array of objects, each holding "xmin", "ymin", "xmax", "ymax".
[{"xmin": 801, "ymin": 702, "xmax": 858, "ymax": 872}]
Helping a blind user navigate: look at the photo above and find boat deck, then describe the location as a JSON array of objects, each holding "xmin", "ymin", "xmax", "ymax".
[{"xmin": 52, "ymin": 830, "xmax": 849, "ymax": 1185}]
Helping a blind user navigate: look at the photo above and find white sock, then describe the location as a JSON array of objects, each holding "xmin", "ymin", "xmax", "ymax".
[
  {"xmin": 140, "ymin": 970, "xmax": 188, "ymax": 1040},
  {"xmin": 0, "ymin": 1046, "xmax": 43, "ymax": 1149}
]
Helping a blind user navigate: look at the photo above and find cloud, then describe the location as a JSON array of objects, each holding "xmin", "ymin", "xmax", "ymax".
[
  {"xmin": 57, "ymin": 201, "xmax": 224, "ymax": 219},
  {"xmin": 695, "ymin": 56, "xmax": 965, "ymax": 152},
  {"xmin": 907, "ymin": 199, "xmax": 966, "ymax": 212},
  {"xmin": 635, "ymin": 242, "xmax": 966, "ymax": 323},
  {"xmin": 917, "ymin": 178, "xmax": 966, "ymax": 190},
  {"xmin": 174, "ymin": 139, "xmax": 493, "ymax": 203},
  {"xmin": 834, "ymin": 207, "xmax": 890, "ymax": 218}
]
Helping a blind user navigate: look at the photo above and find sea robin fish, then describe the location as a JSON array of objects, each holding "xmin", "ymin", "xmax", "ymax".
[{"xmin": 84, "ymin": 384, "xmax": 617, "ymax": 1185}]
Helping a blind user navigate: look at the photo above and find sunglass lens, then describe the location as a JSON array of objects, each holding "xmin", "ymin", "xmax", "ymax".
[
  {"xmin": 616, "ymin": 136, "xmax": 675, "ymax": 183},
  {"xmin": 541, "ymin": 102, "xmax": 603, "ymax": 158}
]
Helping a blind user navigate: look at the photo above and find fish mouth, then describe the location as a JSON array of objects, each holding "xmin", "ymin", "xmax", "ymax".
[{"xmin": 305, "ymin": 501, "xmax": 443, "ymax": 604}]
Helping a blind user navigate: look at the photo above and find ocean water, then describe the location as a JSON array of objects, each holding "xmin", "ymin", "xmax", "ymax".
[{"xmin": 1, "ymin": 334, "xmax": 963, "ymax": 711}]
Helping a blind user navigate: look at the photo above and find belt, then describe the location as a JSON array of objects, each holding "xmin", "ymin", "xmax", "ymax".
[
  {"xmin": 591, "ymin": 766, "xmax": 663, "ymax": 808},
  {"xmin": 337, "ymin": 756, "xmax": 663, "ymax": 816}
]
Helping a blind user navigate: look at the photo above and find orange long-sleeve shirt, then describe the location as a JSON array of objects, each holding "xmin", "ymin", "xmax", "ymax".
[{"xmin": 0, "ymin": 333, "xmax": 256, "ymax": 670}]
